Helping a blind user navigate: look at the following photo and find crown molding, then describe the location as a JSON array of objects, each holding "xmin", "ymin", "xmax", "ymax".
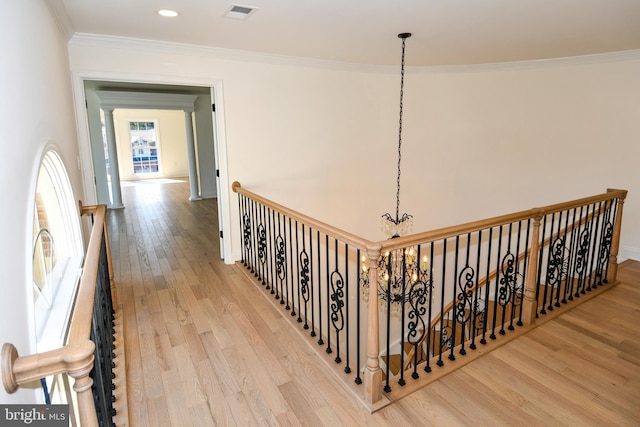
[
  {"xmin": 68, "ymin": 33, "xmax": 388, "ymax": 73},
  {"xmin": 69, "ymin": 33, "xmax": 640, "ymax": 74},
  {"xmin": 44, "ymin": 0, "xmax": 74, "ymax": 41},
  {"xmin": 411, "ymin": 49, "xmax": 640, "ymax": 74}
]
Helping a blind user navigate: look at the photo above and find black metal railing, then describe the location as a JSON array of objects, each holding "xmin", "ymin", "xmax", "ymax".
[
  {"xmin": 89, "ymin": 226, "xmax": 117, "ymax": 427},
  {"xmin": 232, "ymin": 182, "xmax": 627, "ymax": 405},
  {"xmin": 535, "ymin": 197, "xmax": 617, "ymax": 314},
  {"xmin": 237, "ymin": 188, "xmax": 367, "ymax": 385}
]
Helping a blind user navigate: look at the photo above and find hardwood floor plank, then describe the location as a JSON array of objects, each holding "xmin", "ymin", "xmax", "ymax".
[
  {"xmin": 194, "ymin": 359, "xmax": 237, "ymax": 427},
  {"xmin": 161, "ymin": 369, "xmax": 191, "ymax": 427},
  {"xmin": 199, "ymin": 331, "xmax": 242, "ymax": 397},
  {"xmin": 277, "ymin": 382, "xmax": 323, "ymax": 426},
  {"xmin": 146, "ymin": 396, "xmax": 172, "ymax": 427}
]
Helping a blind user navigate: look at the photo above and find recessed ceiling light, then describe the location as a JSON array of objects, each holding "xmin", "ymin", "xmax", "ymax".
[
  {"xmin": 158, "ymin": 9, "xmax": 179, "ymax": 18},
  {"xmin": 224, "ymin": 4, "xmax": 257, "ymax": 20}
]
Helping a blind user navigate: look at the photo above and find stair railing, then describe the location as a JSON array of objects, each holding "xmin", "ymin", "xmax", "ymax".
[
  {"xmin": 232, "ymin": 182, "xmax": 626, "ymax": 409},
  {"xmin": 2, "ymin": 204, "xmax": 120, "ymax": 427}
]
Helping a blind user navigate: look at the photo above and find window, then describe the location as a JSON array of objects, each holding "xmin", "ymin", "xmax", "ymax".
[
  {"xmin": 32, "ymin": 150, "xmax": 84, "ymax": 352},
  {"xmin": 129, "ymin": 121, "xmax": 159, "ymax": 174}
]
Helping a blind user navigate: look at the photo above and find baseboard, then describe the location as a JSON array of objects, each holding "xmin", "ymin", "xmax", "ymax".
[
  {"xmin": 201, "ymin": 191, "xmax": 217, "ymax": 199},
  {"xmin": 620, "ymin": 246, "xmax": 640, "ymax": 262}
]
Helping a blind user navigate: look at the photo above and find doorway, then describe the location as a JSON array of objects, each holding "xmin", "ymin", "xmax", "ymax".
[{"xmin": 75, "ymin": 77, "xmax": 229, "ymax": 260}]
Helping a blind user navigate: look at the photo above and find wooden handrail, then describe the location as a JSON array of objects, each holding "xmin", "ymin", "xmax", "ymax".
[
  {"xmin": 379, "ymin": 190, "xmax": 627, "ymax": 252},
  {"xmin": 232, "ymin": 181, "xmax": 371, "ymax": 250},
  {"xmin": 1, "ymin": 204, "xmax": 110, "ymax": 427},
  {"xmin": 69, "ymin": 204, "xmax": 107, "ymax": 343},
  {"xmin": 234, "ymin": 182, "xmax": 626, "ymax": 254}
]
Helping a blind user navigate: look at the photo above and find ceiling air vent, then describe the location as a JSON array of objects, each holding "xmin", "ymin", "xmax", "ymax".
[{"xmin": 224, "ymin": 4, "xmax": 257, "ymax": 20}]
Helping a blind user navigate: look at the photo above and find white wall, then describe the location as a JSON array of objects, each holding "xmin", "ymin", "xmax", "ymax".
[
  {"xmin": 0, "ymin": 2, "xmax": 83, "ymax": 403},
  {"xmin": 68, "ymin": 37, "xmax": 640, "ymax": 263},
  {"xmin": 113, "ymin": 109, "xmax": 189, "ymax": 180}
]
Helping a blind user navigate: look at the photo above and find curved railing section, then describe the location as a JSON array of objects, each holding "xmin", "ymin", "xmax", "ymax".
[
  {"xmin": 2, "ymin": 204, "xmax": 126, "ymax": 427},
  {"xmin": 232, "ymin": 182, "xmax": 626, "ymax": 409}
]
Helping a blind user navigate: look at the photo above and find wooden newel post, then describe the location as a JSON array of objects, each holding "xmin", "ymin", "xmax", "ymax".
[
  {"xmin": 70, "ymin": 367, "xmax": 98, "ymax": 427},
  {"xmin": 606, "ymin": 190, "xmax": 627, "ymax": 284},
  {"xmin": 522, "ymin": 209, "xmax": 543, "ymax": 325},
  {"xmin": 363, "ymin": 244, "xmax": 382, "ymax": 405}
]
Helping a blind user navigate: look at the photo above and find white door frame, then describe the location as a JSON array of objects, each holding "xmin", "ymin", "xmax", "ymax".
[{"xmin": 71, "ymin": 71, "xmax": 233, "ymax": 263}]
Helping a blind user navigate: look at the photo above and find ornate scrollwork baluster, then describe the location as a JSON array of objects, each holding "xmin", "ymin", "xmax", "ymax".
[
  {"xmin": 275, "ymin": 235, "xmax": 286, "ymax": 301},
  {"xmin": 407, "ymin": 277, "xmax": 429, "ymax": 379},
  {"xmin": 595, "ymin": 221, "xmax": 613, "ymax": 285},
  {"xmin": 574, "ymin": 229, "xmax": 591, "ymax": 296},
  {"xmin": 242, "ymin": 213, "xmax": 252, "ymax": 270},
  {"xmin": 547, "ymin": 237, "xmax": 569, "ymax": 287},
  {"xmin": 498, "ymin": 253, "xmax": 515, "ymax": 308},
  {"xmin": 329, "ymin": 270, "xmax": 345, "ymax": 363},
  {"xmin": 299, "ymin": 249, "xmax": 310, "ymax": 329},
  {"xmin": 257, "ymin": 223, "xmax": 267, "ymax": 284},
  {"xmin": 455, "ymin": 266, "xmax": 475, "ymax": 354},
  {"xmin": 497, "ymin": 252, "xmax": 524, "ymax": 333}
]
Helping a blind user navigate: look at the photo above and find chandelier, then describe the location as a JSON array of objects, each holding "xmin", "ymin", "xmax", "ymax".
[
  {"xmin": 362, "ymin": 33, "xmax": 431, "ymax": 312},
  {"xmin": 361, "ymin": 249, "xmax": 430, "ymax": 313}
]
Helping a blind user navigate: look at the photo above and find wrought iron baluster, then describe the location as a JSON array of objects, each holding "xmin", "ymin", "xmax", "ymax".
[
  {"xmin": 258, "ymin": 205, "xmax": 268, "ymax": 285},
  {"xmin": 586, "ymin": 202, "xmax": 603, "ymax": 291},
  {"xmin": 480, "ymin": 228, "xmax": 493, "ymax": 345},
  {"xmin": 310, "ymin": 228, "xmax": 317, "ymax": 338},
  {"xmin": 407, "ymin": 266, "xmax": 428, "ymax": 379},
  {"xmin": 603, "ymin": 198, "xmax": 619, "ymax": 282},
  {"xmin": 267, "ymin": 207, "xmax": 275, "ymax": 293},
  {"xmin": 470, "ymin": 230, "xmax": 482, "ymax": 349},
  {"xmin": 437, "ymin": 239, "xmax": 447, "ymax": 367},
  {"xmin": 490, "ymin": 225, "xmax": 504, "ymax": 339},
  {"xmin": 558, "ymin": 210, "xmax": 572, "ymax": 304},
  {"xmin": 299, "ymin": 225, "xmax": 310, "ymax": 328},
  {"xmin": 344, "ymin": 244, "xmax": 351, "ymax": 374},
  {"xmin": 251, "ymin": 198, "xmax": 259, "ymax": 277},
  {"xmin": 537, "ymin": 215, "xmax": 549, "ymax": 315},
  {"xmin": 329, "ymin": 239, "xmax": 344, "ymax": 364},
  {"xmin": 398, "ymin": 248, "xmax": 407, "ymax": 385},
  {"xmin": 295, "ymin": 221, "xmax": 302, "ymax": 322},
  {"xmin": 316, "ymin": 230, "xmax": 323, "ymax": 345},
  {"xmin": 574, "ymin": 205, "xmax": 590, "ymax": 297},
  {"xmin": 355, "ymin": 248, "xmax": 362, "ymax": 384},
  {"xmin": 566, "ymin": 207, "xmax": 580, "ymax": 300},
  {"xmin": 509, "ymin": 221, "xmax": 523, "ymax": 329},
  {"xmin": 285, "ymin": 217, "xmax": 292, "ymax": 310},
  {"xmin": 275, "ymin": 213, "xmax": 285, "ymax": 301},
  {"xmin": 424, "ymin": 241, "xmax": 435, "ymax": 373},
  {"xmin": 596, "ymin": 200, "xmax": 614, "ymax": 285},
  {"xmin": 325, "ymin": 235, "xmax": 331, "ymax": 354}
]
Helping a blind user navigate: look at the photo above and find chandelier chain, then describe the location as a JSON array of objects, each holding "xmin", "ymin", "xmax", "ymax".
[{"xmin": 395, "ymin": 35, "xmax": 407, "ymax": 223}]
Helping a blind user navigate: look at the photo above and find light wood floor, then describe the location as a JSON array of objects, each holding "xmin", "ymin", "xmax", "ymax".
[{"xmin": 108, "ymin": 179, "xmax": 640, "ymax": 426}]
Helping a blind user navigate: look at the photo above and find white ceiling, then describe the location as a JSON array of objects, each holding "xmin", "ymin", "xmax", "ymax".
[{"xmin": 60, "ymin": 0, "xmax": 640, "ymax": 66}]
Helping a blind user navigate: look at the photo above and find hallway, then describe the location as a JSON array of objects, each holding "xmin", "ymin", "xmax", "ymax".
[{"xmin": 107, "ymin": 179, "xmax": 640, "ymax": 426}]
